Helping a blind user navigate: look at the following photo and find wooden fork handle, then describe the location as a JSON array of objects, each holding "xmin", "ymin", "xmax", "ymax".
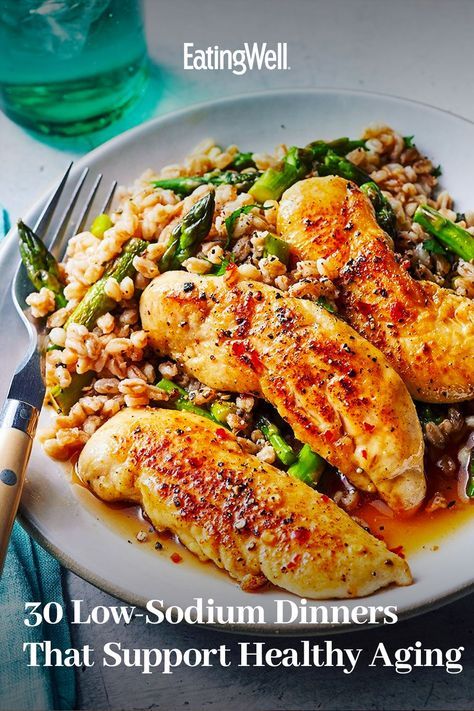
[{"xmin": 0, "ymin": 400, "xmax": 38, "ymax": 574}]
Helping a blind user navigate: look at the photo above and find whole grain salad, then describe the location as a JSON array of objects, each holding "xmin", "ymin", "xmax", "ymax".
[{"xmin": 20, "ymin": 125, "xmax": 474, "ymax": 598}]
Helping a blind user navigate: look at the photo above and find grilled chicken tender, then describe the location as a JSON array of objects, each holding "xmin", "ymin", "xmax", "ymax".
[
  {"xmin": 278, "ymin": 176, "xmax": 474, "ymax": 403},
  {"xmin": 78, "ymin": 408, "xmax": 411, "ymax": 598},
  {"xmin": 140, "ymin": 271, "xmax": 425, "ymax": 513}
]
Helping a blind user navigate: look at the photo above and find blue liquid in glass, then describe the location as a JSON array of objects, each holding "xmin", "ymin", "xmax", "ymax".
[{"xmin": 0, "ymin": 0, "xmax": 148, "ymax": 135}]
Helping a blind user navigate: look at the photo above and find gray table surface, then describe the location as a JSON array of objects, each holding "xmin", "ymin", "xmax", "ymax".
[{"xmin": 2, "ymin": 1, "xmax": 474, "ymax": 708}]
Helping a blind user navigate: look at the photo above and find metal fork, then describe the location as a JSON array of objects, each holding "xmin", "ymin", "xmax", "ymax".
[{"xmin": 0, "ymin": 164, "xmax": 117, "ymax": 573}]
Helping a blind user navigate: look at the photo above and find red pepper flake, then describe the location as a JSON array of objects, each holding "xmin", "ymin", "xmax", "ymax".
[
  {"xmin": 232, "ymin": 341, "xmax": 245, "ymax": 356},
  {"xmin": 389, "ymin": 301, "xmax": 408, "ymax": 322},
  {"xmin": 226, "ymin": 261, "xmax": 237, "ymax": 274},
  {"xmin": 323, "ymin": 430, "xmax": 337, "ymax": 444},
  {"xmin": 291, "ymin": 527, "xmax": 310, "ymax": 543},
  {"xmin": 361, "ymin": 449, "xmax": 368, "ymax": 460},
  {"xmin": 389, "ymin": 545, "xmax": 405, "ymax": 559},
  {"xmin": 286, "ymin": 553, "xmax": 301, "ymax": 571},
  {"xmin": 170, "ymin": 552, "xmax": 182, "ymax": 564},
  {"xmin": 231, "ymin": 341, "xmax": 262, "ymax": 373},
  {"xmin": 248, "ymin": 350, "xmax": 262, "ymax": 371},
  {"xmin": 320, "ymin": 494, "xmax": 330, "ymax": 504},
  {"xmin": 215, "ymin": 428, "xmax": 231, "ymax": 440},
  {"xmin": 357, "ymin": 301, "xmax": 373, "ymax": 317},
  {"xmin": 363, "ymin": 422, "xmax": 375, "ymax": 433}
]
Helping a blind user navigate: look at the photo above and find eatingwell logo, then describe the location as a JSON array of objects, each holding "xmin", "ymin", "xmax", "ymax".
[{"xmin": 183, "ymin": 42, "xmax": 290, "ymax": 76}]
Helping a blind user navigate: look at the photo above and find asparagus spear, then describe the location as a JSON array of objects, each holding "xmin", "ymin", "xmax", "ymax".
[
  {"xmin": 154, "ymin": 139, "xmax": 366, "ymax": 203},
  {"xmin": 51, "ymin": 238, "xmax": 147, "ymax": 413},
  {"xmin": 161, "ymin": 385, "xmax": 327, "ymax": 486},
  {"xmin": 360, "ymin": 181, "xmax": 398, "ymax": 239},
  {"xmin": 288, "ymin": 444, "xmax": 326, "ymax": 487},
  {"xmin": 210, "ymin": 400, "xmax": 236, "ymax": 424},
  {"xmin": 263, "ymin": 232, "xmax": 290, "ymax": 265},
  {"xmin": 257, "ymin": 415, "xmax": 326, "ymax": 486},
  {"xmin": 249, "ymin": 146, "xmax": 314, "ymax": 203},
  {"xmin": 151, "ymin": 170, "xmax": 261, "ymax": 197},
  {"xmin": 156, "ymin": 378, "xmax": 222, "ymax": 423},
  {"xmin": 65, "ymin": 238, "xmax": 148, "ymax": 330},
  {"xmin": 249, "ymin": 138, "xmax": 367, "ymax": 203},
  {"xmin": 158, "ymin": 192, "xmax": 215, "ymax": 272},
  {"xmin": 18, "ymin": 220, "xmax": 67, "ymax": 308},
  {"xmin": 49, "ymin": 372, "xmax": 94, "ymax": 414},
  {"xmin": 316, "ymin": 150, "xmax": 372, "ymax": 185},
  {"xmin": 233, "ymin": 139, "xmax": 364, "ymax": 185},
  {"xmin": 309, "ymin": 137, "xmax": 366, "ymax": 160},
  {"xmin": 413, "ymin": 205, "xmax": 474, "ymax": 261},
  {"xmin": 256, "ymin": 416, "xmax": 297, "ymax": 466},
  {"xmin": 229, "ymin": 152, "xmax": 257, "ymax": 171}
]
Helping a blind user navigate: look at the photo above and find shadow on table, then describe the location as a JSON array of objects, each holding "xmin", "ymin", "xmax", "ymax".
[{"xmin": 18, "ymin": 61, "xmax": 194, "ymax": 154}]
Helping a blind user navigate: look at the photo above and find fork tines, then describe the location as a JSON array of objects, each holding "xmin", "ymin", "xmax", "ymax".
[{"xmin": 32, "ymin": 163, "xmax": 117, "ymax": 260}]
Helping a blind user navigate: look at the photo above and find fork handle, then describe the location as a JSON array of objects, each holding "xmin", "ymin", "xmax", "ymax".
[{"xmin": 0, "ymin": 400, "xmax": 39, "ymax": 574}]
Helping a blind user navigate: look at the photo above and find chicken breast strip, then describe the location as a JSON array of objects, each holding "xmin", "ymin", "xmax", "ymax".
[
  {"xmin": 78, "ymin": 408, "xmax": 411, "ymax": 598},
  {"xmin": 140, "ymin": 271, "xmax": 425, "ymax": 513},
  {"xmin": 278, "ymin": 176, "xmax": 474, "ymax": 403}
]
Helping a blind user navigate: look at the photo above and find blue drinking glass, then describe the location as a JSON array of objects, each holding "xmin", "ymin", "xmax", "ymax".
[{"xmin": 0, "ymin": 0, "xmax": 148, "ymax": 136}]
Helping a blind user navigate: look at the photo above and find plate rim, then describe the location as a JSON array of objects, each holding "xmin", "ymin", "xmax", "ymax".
[
  {"xmin": 7, "ymin": 86, "xmax": 474, "ymax": 636},
  {"xmin": 3, "ymin": 85, "xmax": 474, "ymax": 256},
  {"xmin": 17, "ymin": 508, "xmax": 474, "ymax": 637}
]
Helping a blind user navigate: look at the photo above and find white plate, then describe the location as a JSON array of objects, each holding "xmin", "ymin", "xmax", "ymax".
[{"xmin": 2, "ymin": 89, "xmax": 474, "ymax": 635}]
